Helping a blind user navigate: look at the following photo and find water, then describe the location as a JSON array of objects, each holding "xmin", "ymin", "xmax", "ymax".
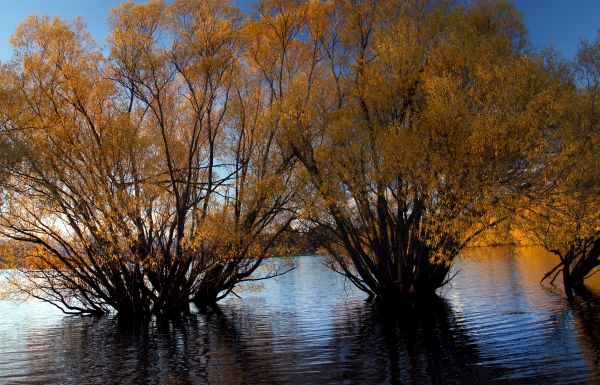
[{"xmin": 0, "ymin": 248, "xmax": 598, "ymax": 384}]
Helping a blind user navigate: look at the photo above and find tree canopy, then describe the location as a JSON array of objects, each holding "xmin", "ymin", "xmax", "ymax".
[{"xmin": 0, "ymin": 0, "xmax": 597, "ymax": 317}]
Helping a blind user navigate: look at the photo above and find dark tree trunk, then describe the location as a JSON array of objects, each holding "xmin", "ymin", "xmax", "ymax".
[
  {"xmin": 544, "ymin": 238, "xmax": 599, "ymax": 297},
  {"xmin": 562, "ymin": 256, "xmax": 574, "ymax": 298},
  {"xmin": 192, "ymin": 262, "xmax": 234, "ymax": 307}
]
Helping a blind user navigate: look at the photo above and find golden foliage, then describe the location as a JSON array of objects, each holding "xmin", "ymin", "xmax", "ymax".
[{"xmin": 0, "ymin": 0, "xmax": 597, "ymax": 309}]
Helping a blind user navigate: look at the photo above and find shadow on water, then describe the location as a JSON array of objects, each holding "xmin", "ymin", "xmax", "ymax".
[
  {"xmin": 325, "ymin": 298, "xmax": 519, "ymax": 385},
  {"xmin": 204, "ymin": 297, "xmax": 493, "ymax": 385},
  {"xmin": 16, "ymin": 315, "xmax": 211, "ymax": 384},
  {"xmin": 14, "ymin": 306, "xmax": 301, "ymax": 384},
  {"xmin": 15, "ymin": 299, "xmax": 512, "ymax": 385},
  {"xmin": 570, "ymin": 286, "xmax": 600, "ymax": 377}
]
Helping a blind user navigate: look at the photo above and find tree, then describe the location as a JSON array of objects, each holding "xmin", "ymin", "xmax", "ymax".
[
  {"xmin": 268, "ymin": 0, "xmax": 561, "ymax": 300},
  {"xmin": 522, "ymin": 32, "xmax": 600, "ymax": 295},
  {"xmin": 0, "ymin": 0, "xmax": 591, "ymax": 314},
  {"xmin": 0, "ymin": 0, "xmax": 297, "ymax": 318}
]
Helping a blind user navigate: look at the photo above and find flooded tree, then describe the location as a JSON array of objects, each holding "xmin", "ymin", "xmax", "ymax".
[
  {"xmin": 261, "ymin": 0, "xmax": 562, "ymax": 300},
  {"xmin": 0, "ymin": 1, "xmax": 297, "ymax": 318},
  {"xmin": 523, "ymin": 33, "xmax": 600, "ymax": 295},
  {"xmin": 0, "ymin": 0, "xmax": 595, "ymax": 315}
]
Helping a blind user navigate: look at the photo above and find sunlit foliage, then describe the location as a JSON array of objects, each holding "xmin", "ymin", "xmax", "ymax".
[
  {"xmin": 518, "ymin": 32, "xmax": 600, "ymax": 293},
  {"xmin": 266, "ymin": 0, "xmax": 563, "ymax": 298},
  {"xmin": 0, "ymin": 0, "xmax": 597, "ymax": 316},
  {"xmin": 0, "ymin": 1, "xmax": 297, "ymax": 317}
]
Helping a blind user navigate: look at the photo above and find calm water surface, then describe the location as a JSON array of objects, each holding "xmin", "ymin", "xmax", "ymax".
[{"xmin": 0, "ymin": 248, "xmax": 599, "ymax": 384}]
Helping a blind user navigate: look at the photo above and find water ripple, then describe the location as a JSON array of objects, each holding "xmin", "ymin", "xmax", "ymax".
[{"xmin": 0, "ymin": 249, "xmax": 598, "ymax": 384}]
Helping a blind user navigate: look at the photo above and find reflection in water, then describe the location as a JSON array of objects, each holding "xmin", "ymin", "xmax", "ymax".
[
  {"xmin": 0, "ymin": 252, "xmax": 598, "ymax": 384},
  {"xmin": 570, "ymin": 286, "xmax": 600, "ymax": 379},
  {"xmin": 326, "ymin": 299, "xmax": 501, "ymax": 385}
]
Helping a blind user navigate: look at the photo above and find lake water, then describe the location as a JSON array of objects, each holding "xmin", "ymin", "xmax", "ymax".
[{"xmin": 0, "ymin": 248, "xmax": 599, "ymax": 384}]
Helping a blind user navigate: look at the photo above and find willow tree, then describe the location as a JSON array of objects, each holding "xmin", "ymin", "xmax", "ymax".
[
  {"xmin": 522, "ymin": 34, "xmax": 600, "ymax": 294},
  {"xmin": 258, "ymin": 0, "xmax": 562, "ymax": 300},
  {"xmin": 0, "ymin": 0, "xmax": 297, "ymax": 318}
]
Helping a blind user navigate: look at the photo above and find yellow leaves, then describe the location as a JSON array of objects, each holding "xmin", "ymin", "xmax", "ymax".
[
  {"xmin": 169, "ymin": 0, "xmax": 242, "ymax": 42},
  {"xmin": 108, "ymin": 0, "xmax": 165, "ymax": 48},
  {"xmin": 512, "ymin": 35, "xmax": 600, "ymax": 253},
  {"xmin": 188, "ymin": 208, "xmax": 265, "ymax": 262},
  {"xmin": 304, "ymin": 0, "xmax": 333, "ymax": 41},
  {"xmin": 168, "ymin": 0, "xmax": 242, "ymax": 84},
  {"xmin": 0, "ymin": 242, "xmax": 60, "ymax": 270},
  {"xmin": 1, "ymin": 0, "xmax": 598, "ymax": 304}
]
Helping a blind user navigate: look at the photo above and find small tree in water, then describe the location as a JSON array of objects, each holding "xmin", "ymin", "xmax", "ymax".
[{"xmin": 520, "ymin": 33, "xmax": 600, "ymax": 295}]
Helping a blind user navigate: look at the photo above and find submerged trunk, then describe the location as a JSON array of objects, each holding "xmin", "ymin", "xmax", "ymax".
[
  {"xmin": 562, "ymin": 257, "xmax": 574, "ymax": 298},
  {"xmin": 569, "ymin": 239, "xmax": 600, "ymax": 286},
  {"xmin": 376, "ymin": 250, "xmax": 454, "ymax": 300},
  {"xmin": 192, "ymin": 262, "xmax": 236, "ymax": 307},
  {"xmin": 325, "ymin": 223, "xmax": 458, "ymax": 302},
  {"xmin": 543, "ymin": 237, "xmax": 600, "ymax": 296}
]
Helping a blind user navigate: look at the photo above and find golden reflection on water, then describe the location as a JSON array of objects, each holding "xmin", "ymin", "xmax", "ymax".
[
  {"xmin": 458, "ymin": 246, "xmax": 600, "ymax": 381},
  {"xmin": 462, "ymin": 246, "xmax": 600, "ymax": 291}
]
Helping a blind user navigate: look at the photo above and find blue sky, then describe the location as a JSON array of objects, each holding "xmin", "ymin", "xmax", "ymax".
[{"xmin": 0, "ymin": 1, "xmax": 597, "ymax": 62}]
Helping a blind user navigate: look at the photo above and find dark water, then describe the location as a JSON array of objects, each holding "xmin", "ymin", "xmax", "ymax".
[{"xmin": 0, "ymin": 248, "xmax": 599, "ymax": 384}]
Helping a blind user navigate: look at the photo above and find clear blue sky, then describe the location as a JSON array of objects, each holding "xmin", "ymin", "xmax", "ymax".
[{"xmin": 0, "ymin": 1, "xmax": 597, "ymax": 62}]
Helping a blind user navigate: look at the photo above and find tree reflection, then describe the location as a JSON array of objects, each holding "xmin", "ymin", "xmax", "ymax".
[
  {"xmin": 570, "ymin": 287, "xmax": 600, "ymax": 376},
  {"xmin": 326, "ymin": 297, "xmax": 513, "ymax": 384}
]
